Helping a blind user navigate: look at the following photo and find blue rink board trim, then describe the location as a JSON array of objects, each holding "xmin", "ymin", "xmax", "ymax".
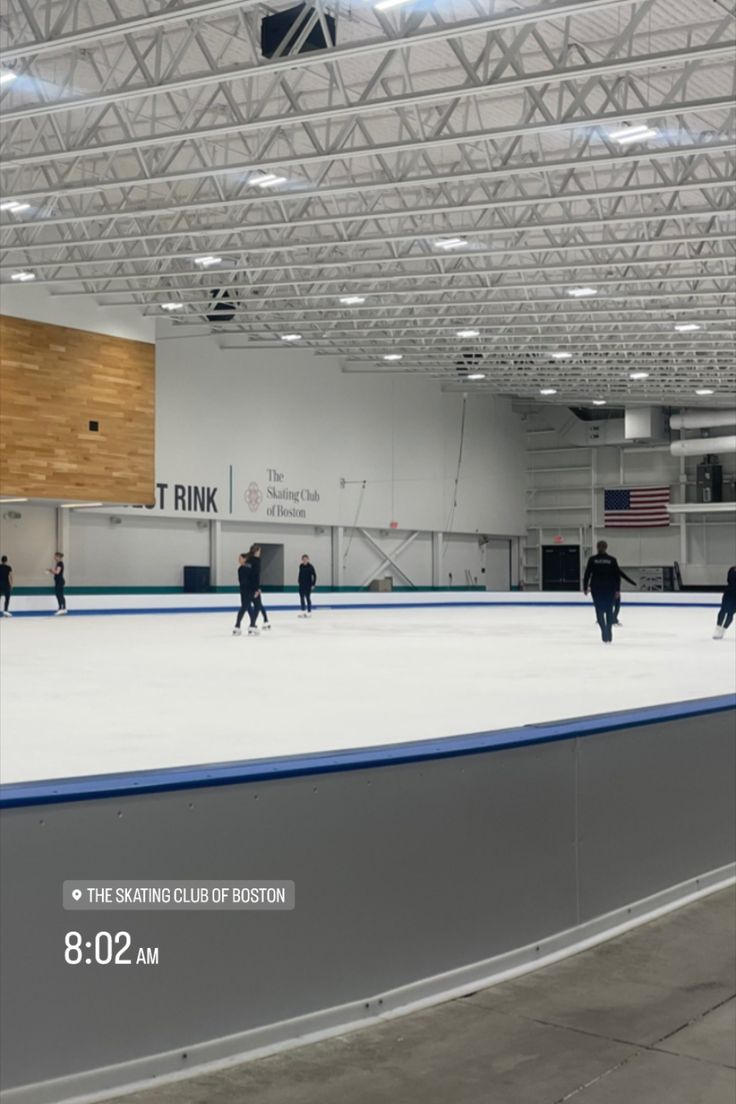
[
  {"xmin": 6, "ymin": 598, "xmax": 723, "ymax": 617},
  {"xmin": 2, "ymin": 694, "xmax": 733, "ymax": 810}
]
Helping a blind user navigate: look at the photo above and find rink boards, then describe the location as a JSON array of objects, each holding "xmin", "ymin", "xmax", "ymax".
[{"xmin": 1, "ymin": 692, "xmax": 735, "ymax": 1104}]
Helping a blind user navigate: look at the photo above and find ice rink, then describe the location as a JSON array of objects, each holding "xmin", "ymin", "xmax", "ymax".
[{"xmin": 1, "ymin": 603, "xmax": 734, "ymax": 785}]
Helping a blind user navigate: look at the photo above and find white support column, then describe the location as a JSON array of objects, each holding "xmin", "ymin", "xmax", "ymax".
[
  {"xmin": 431, "ymin": 531, "xmax": 442, "ymax": 587},
  {"xmin": 209, "ymin": 520, "xmax": 222, "ymax": 588},
  {"xmin": 679, "ymin": 456, "xmax": 688, "ymax": 564},
  {"xmin": 331, "ymin": 526, "xmax": 343, "ymax": 588},
  {"xmin": 55, "ymin": 507, "xmax": 70, "ymax": 557}
]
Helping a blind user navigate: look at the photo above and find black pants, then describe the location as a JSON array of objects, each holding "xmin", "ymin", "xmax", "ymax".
[
  {"xmin": 717, "ymin": 596, "xmax": 736, "ymax": 630},
  {"xmin": 54, "ymin": 582, "xmax": 66, "ymax": 610},
  {"xmin": 299, "ymin": 586, "xmax": 312, "ymax": 612},
  {"xmin": 1, "ymin": 587, "xmax": 10, "ymax": 612},
  {"xmin": 235, "ymin": 589, "xmax": 255, "ymax": 629},
  {"xmin": 592, "ymin": 590, "xmax": 615, "ymax": 642},
  {"xmin": 253, "ymin": 593, "xmax": 268, "ymax": 625}
]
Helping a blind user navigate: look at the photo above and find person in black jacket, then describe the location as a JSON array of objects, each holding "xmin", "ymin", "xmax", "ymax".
[
  {"xmin": 298, "ymin": 554, "xmax": 317, "ymax": 616},
  {"xmin": 583, "ymin": 541, "xmax": 622, "ymax": 644},
  {"xmin": 713, "ymin": 565, "xmax": 736, "ymax": 639},
  {"xmin": 0, "ymin": 555, "xmax": 13, "ymax": 616},
  {"xmin": 233, "ymin": 552, "xmax": 254, "ymax": 635},
  {"xmin": 46, "ymin": 552, "xmax": 67, "ymax": 615},
  {"xmin": 233, "ymin": 546, "xmax": 269, "ymax": 635}
]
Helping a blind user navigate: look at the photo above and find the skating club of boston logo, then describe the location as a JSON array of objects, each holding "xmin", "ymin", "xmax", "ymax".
[{"xmin": 244, "ymin": 482, "xmax": 263, "ymax": 512}]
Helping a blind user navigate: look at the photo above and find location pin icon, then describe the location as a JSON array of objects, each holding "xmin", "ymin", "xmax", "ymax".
[{"xmin": 72, "ymin": 889, "xmax": 82, "ymax": 901}]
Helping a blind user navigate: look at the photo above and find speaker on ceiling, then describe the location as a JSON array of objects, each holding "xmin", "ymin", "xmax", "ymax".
[
  {"xmin": 205, "ymin": 290, "xmax": 236, "ymax": 323},
  {"xmin": 260, "ymin": 3, "xmax": 336, "ymax": 59}
]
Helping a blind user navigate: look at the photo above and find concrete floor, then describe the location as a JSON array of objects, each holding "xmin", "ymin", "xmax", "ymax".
[{"xmin": 110, "ymin": 886, "xmax": 736, "ymax": 1104}]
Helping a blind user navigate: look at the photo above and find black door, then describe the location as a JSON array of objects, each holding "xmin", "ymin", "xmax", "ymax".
[{"xmin": 542, "ymin": 545, "xmax": 580, "ymax": 591}]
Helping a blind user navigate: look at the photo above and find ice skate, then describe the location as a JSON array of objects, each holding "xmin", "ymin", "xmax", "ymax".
[
  {"xmin": 713, "ymin": 625, "xmax": 725, "ymax": 639},
  {"xmin": 247, "ymin": 626, "xmax": 259, "ymax": 636},
  {"xmin": 232, "ymin": 628, "xmax": 242, "ymax": 636},
  {"xmin": 2, "ymin": 611, "xmax": 12, "ymax": 617},
  {"xmin": 262, "ymin": 622, "xmax": 271, "ymax": 630}
]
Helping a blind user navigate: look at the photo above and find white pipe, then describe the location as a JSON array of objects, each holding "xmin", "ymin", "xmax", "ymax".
[
  {"xmin": 670, "ymin": 435, "xmax": 736, "ymax": 456},
  {"xmin": 670, "ymin": 410, "xmax": 736, "ymax": 430}
]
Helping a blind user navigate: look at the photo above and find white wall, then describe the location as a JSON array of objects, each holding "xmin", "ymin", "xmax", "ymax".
[
  {"xmin": 0, "ymin": 284, "xmax": 154, "ymax": 343},
  {"xmin": 0, "ymin": 505, "xmax": 57, "ymax": 587},
  {"xmin": 70, "ymin": 513, "xmax": 210, "ymax": 587},
  {"xmin": 153, "ymin": 334, "xmax": 527, "ymax": 536}
]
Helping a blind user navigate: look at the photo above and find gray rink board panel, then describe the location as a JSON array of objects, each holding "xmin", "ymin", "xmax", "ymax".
[{"xmin": 0, "ymin": 701, "xmax": 734, "ymax": 1096}]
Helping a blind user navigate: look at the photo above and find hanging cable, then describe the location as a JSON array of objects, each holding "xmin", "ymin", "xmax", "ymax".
[
  {"xmin": 341, "ymin": 478, "xmax": 367, "ymax": 570},
  {"xmin": 443, "ymin": 394, "xmax": 468, "ymax": 548}
]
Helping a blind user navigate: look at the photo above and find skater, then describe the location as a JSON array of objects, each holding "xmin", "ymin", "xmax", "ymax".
[
  {"xmin": 298, "ymin": 554, "xmax": 317, "ymax": 616},
  {"xmin": 583, "ymin": 540, "xmax": 622, "ymax": 644},
  {"xmin": 0, "ymin": 555, "xmax": 13, "ymax": 617},
  {"xmin": 713, "ymin": 565, "xmax": 736, "ymax": 639},
  {"xmin": 233, "ymin": 545, "xmax": 267, "ymax": 636},
  {"xmin": 233, "ymin": 551, "xmax": 255, "ymax": 635},
  {"xmin": 249, "ymin": 546, "xmax": 271, "ymax": 631},
  {"xmin": 46, "ymin": 552, "xmax": 67, "ymax": 615}
]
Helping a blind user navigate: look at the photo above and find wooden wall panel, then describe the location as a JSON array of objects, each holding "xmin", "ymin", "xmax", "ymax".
[{"xmin": 0, "ymin": 315, "xmax": 155, "ymax": 503}]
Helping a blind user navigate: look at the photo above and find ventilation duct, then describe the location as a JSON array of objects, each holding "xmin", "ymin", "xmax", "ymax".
[
  {"xmin": 670, "ymin": 410, "xmax": 736, "ymax": 431},
  {"xmin": 670, "ymin": 435, "xmax": 736, "ymax": 456}
]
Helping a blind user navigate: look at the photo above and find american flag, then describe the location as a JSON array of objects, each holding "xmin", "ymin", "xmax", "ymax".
[{"xmin": 604, "ymin": 487, "xmax": 671, "ymax": 528}]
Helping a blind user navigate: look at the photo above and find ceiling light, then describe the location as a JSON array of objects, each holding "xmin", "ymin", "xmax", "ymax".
[
  {"xmin": 1, "ymin": 201, "xmax": 30, "ymax": 212},
  {"xmin": 467, "ymin": 373, "xmax": 486, "ymax": 381},
  {"xmin": 0, "ymin": 497, "xmax": 28, "ymax": 503},
  {"xmin": 540, "ymin": 388, "xmax": 558, "ymax": 396},
  {"xmin": 280, "ymin": 333, "xmax": 302, "ymax": 342},
  {"xmin": 161, "ymin": 302, "xmax": 184, "ymax": 311},
  {"xmin": 60, "ymin": 502, "xmax": 104, "ymax": 509},
  {"xmin": 695, "ymin": 388, "xmax": 714, "ymax": 396},
  {"xmin": 255, "ymin": 174, "xmax": 287, "ymax": 187},
  {"xmin": 629, "ymin": 371, "xmax": 649, "ymax": 380},
  {"xmin": 674, "ymin": 323, "xmax": 701, "ymax": 332},
  {"xmin": 567, "ymin": 287, "xmax": 598, "ymax": 298},
  {"xmin": 10, "ymin": 271, "xmax": 35, "ymax": 281},
  {"xmin": 456, "ymin": 329, "xmax": 480, "ymax": 338},
  {"xmin": 0, "ymin": 69, "xmax": 17, "ymax": 85},
  {"xmin": 383, "ymin": 353, "xmax": 403, "ymax": 361},
  {"xmin": 339, "ymin": 296, "xmax": 365, "ymax": 305},
  {"xmin": 550, "ymin": 351, "xmax": 572, "ymax": 360},
  {"xmin": 374, "ymin": 0, "xmax": 413, "ymax": 9},
  {"xmin": 592, "ymin": 399, "xmax": 607, "ymax": 406},
  {"xmin": 435, "ymin": 238, "xmax": 468, "ymax": 250},
  {"xmin": 611, "ymin": 126, "xmax": 658, "ymax": 145},
  {"xmin": 194, "ymin": 255, "xmax": 222, "ymax": 267}
]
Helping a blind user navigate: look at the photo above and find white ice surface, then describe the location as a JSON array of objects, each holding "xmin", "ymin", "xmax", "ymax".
[{"xmin": 1, "ymin": 605, "xmax": 734, "ymax": 784}]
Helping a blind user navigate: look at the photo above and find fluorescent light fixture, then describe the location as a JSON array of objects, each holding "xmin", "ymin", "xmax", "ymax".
[
  {"xmin": 629, "ymin": 371, "xmax": 649, "ymax": 380},
  {"xmin": 255, "ymin": 174, "xmax": 287, "ymax": 187},
  {"xmin": 60, "ymin": 502, "xmax": 104, "ymax": 509},
  {"xmin": 611, "ymin": 126, "xmax": 658, "ymax": 145},
  {"xmin": 0, "ymin": 497, "xmax": 28, "ymax": 503},
  {"xmin": 695, "ymin": 388, "xmax": 714, "ymax": 396},
  {"xmin": 567, "ymin": 287, "xmax": 598, "ymax": 298},
  {"xmin": 161, "ymin": 302, "xmax": 184, "ymax": 311},
  {"xmin": 539, "ymin": 388, "xmax": 558, "ymax": 396},
  {"xmin": 280, "ymin": 333, "xmax": 302, "ymax": 342},
  {"xmin": 1, "ymin": 201, "xmax": 21, "ymax": 211},
  {"xmin": 374, "ymin": 0, "xmax": 414, "ymax": 10},
  {"xmin": 339, "ymin": 296, "xmax": 365, "ymax": 305},
  {"xmin": 193, "ymin": 255, "xmax": 222, "ymax": 267},
  {"xmin": 383, "ymin": 353, "xmax": 403, "ymax": 361},
  {"xmin": 550, "ymin": 351, "xmax": 572, "ymax": 360},
  {"xmin": 467, "ymin": 373, "xmax": 486, "ymax": 381},
  {"xmin": 0, "ymin": 69, "xmax": 17, "ymax": 85},
  {"xmin": 435, "ymin": 237, "xmax": 468, "ymax": 250},
  {"xmin": 11, "ymin": 271, "xmax": 35, "ymax": 281},
  {"xmin": 674, "ymin": 323, "xmax": 701, "ymax": 332},
  {"xmin": 592, "ymin": 399, "xmax": 607, "ymax": 406},
  {"xmin": 456, "ymin": 329, "xmax": 480, "ymax": 338}
]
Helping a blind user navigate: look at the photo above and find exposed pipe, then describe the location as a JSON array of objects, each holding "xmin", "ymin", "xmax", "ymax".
[
  {"xmin": 670, "ymin": 436, "xmax": 736, "ymax": 456},
  {"xmin": 670, "ymin": 410, "xmax": 736, "ymax": 430}
]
